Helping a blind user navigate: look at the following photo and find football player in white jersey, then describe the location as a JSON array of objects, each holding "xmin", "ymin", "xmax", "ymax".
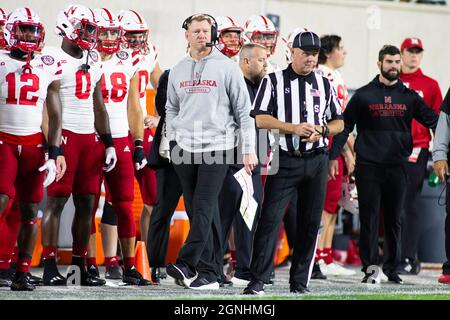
[
  {"xmin": 118, "ymin": 9, "xmax": 161, "ymax": 257},
  {"xmin": 92, "ymin": 7, "xmax": 150, "ymax": 285},
  {"xmin": 244, "ymin": 15, "xmax": 279, "ymax": 73},
  {"xmin": 41, "ymin": 4, "xmax": 117, "ymax": 287},
  {"xmin": 0, "ymin": 8, "xmax": 6, "ymax": 50},
  {"xmin": 216, "ymin": 16, "xmax": 243, "ymax": 61},
  {"xmin": 0, "ymin": 7, "xmax": 63, "ymax": 290}
]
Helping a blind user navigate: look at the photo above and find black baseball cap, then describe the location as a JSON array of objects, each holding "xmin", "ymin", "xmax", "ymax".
[{"xmin": 292, "ymin": 31, "xmax": 321, "ymax": 51}]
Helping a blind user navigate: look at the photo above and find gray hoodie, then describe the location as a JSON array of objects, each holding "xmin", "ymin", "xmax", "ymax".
[{"xmin": 165, "ymin": 48, "xmax": 255, "ymax": 154}]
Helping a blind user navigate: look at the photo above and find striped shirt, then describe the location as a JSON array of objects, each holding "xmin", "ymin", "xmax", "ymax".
[{"xmin": 250, "ymin": 64, "xmax": 343, "ymax": 152}]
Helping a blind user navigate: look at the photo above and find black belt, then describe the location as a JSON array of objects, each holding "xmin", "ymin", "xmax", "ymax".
[{"xmin": 280, "ymin": 147, "xmax": 328, "ymax": 158}]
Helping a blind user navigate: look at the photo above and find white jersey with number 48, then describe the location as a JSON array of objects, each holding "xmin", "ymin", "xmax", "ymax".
[{"xmin": 100, "ymin": 49, "xmax": 140, "ymax": 138}]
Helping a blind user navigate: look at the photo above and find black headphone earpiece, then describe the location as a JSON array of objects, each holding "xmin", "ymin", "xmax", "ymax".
[{"xmin": 182, "ymin": 13, "xmax": 218, "ymax": 47}]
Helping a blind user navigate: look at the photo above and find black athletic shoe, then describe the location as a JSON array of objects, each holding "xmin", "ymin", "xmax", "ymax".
[
  {"xmin": 11, "ymin": 272, "xmax": 35, "ymax": 291},
  {"xmin": 43, "ymin": 267, "xmax": 67, "ymax": 286},
  {"xmin": 151, "ymin": 267, "xmax": 162, "ymax": 284},
  {"xmin": 105, "ymin": 265, "xmax": 122, "ymax": 280},
  {"xmin": 80, "ymin": 271, "xmax": 106, "ymax": 286},
  {"xmin": 87, "ymin": 265, "xmax": 100, "ymax": 278},
  {"xmin": 122, "ymin": 266, "xmax": 152, "ymax": 286},
  {"xmin": 243, "ymin": 279, "xmax": 264, "ymax": 295},
  {"xmin": 166, "ymin": 263, "xmax": 197, "ymax": 288},
  {"xmin": 0, "ymin": 268, "xmax": 13, "ymax": 287},
  {"xmin": 290, "ymin": 283, "xmax": 310, "ymax": 294},
  {"xmin": 311, "ymin": 262, "xmax": 327, "ymax": 280},
  {"xmin": 384, "ymin": 271, "xmax": 403, "ymax": 284},
  {"xmin": 398, "ymin": 258, "xmax": 421, "ymax": 275},
  {"xmin": 190, "ymin": 277, "xmax": 219, "ymax": 290},
  {"xmin": 217, "ymin": 274, "xmax": 233, "ymax": 287},
  {"xmin": 27, "ymin": 273, "xmax": 43, "ymax": 286}
]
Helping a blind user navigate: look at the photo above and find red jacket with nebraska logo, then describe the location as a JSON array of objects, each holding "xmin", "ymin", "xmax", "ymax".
[
  {"xmin": 400, "ymin": 68, "xmax": 443, "ymax": 149},
  {"xmin": 329, "ymin": 75, "xmax": 438, "ymax": 165}
]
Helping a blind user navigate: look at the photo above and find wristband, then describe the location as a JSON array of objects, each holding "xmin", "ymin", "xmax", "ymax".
[
  {"xmin": 48, "ymin": 146, "xmax": 59, "ymax": 161},
  {"xmin": 134, "ymin": 139, "xmax": 143, "ymax": 148},
  {"xmin": 100, "ymin": 134, "xmax": 114, "ymax": 148}
]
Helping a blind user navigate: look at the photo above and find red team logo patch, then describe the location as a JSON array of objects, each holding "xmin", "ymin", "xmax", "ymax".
[
  {"xmin": 41, "ymin": 55, "xmax": 55, "ymax": 65},
  {"xmin": 116, "ymin": 51, "xmax": 129, "ymax": 60}
]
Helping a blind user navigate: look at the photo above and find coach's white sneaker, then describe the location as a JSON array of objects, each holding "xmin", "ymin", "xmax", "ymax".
[
  {"xmin": 320, "ymin": 261, "xmax": 356, "ymax": 276},
  {"xmin": 231, "ymin": 276, "xmax": 250, "ymax": 287}
]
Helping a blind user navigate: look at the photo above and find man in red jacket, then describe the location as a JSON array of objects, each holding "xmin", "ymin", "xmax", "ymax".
[{"xmin": 399, "ymin": 37, "xmax": 443, "ymax": 275}]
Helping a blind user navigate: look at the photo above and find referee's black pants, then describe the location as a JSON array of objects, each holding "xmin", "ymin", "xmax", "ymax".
[
  {"xmin": 173, "ymin": 149, "xmax": 228, "ymax": 281},
  {"xmin": 355, "ymin": 162, "xmax": 407, "ymax": 274},
  {"xmin": 443, "ymin": 181, "xmax": 450, "ymax": 275},
  {"xmin": 401, "ymin": 148, "xmax": 428, "ymax": 262},
  {"xmin": 250, "ymin": 151, "xmax": 328, "ymax": 288},
  {"xmin": 147, "ymin": 165, "xmax": 184, "ymax": 268},
  {"xmin": 218, "ymin": 166, "xmax": 263, "ymax": 280}
]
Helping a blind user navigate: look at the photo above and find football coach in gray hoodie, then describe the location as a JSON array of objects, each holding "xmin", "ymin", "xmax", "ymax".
[{"xmin": 165, "ymin": 14, "xmax": 258, "ymax": 290}]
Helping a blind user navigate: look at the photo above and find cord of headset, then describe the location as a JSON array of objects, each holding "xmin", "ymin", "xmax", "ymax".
[{"xmin": 438, "ymin": 176, "xmax": 450, "ymax": 206}]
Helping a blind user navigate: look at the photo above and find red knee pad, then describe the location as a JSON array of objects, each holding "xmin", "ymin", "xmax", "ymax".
[{"xmin": 114, "ymin": 201, "xmax": 136, "ymax": 238}]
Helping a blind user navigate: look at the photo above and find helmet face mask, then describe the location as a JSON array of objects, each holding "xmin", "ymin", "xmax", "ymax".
[
  {"xmin": 72, "ymin": 19, "xmax": 97, "ymax": 50},
  {"xmin": 0, "ymin": 8, "xmax": 6, "ymax": 48},
  {"xmin": 97, "ymin": 27, "xmax": 122, "ymax": 54},
  {"xmin": 123, "ymin": 30, "xmax": 148, "ymax": 53},
  {"xmin": 248, "ymin": 30, "xmax": 277, "ymax": 56},
  {"xmin": 7, "ymin": 22, "xmax": 45, "ymax": 52},
  {"xmin": 219, "ymin": 29, "xmax": 243, "ymax": 57},
  {"xmin": 244, "ymin": 15, "xmax": 278, "ymax": 57},
  {"xmin": 0, "ymin": 22, "xmax": 6, "ymax": 48}
]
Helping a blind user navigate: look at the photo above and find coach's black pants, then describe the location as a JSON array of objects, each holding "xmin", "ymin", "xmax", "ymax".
[
  {"xmin": 218, "ymin": 166, "xmax": 263, "ymax": 280},
  {"xmin": 401, "ymin": 148, "xmax": 428, "ymax": 262},
  {"xmin": 355, "ymin": 162, "xmax": 407, "ymax": 274},
  {"xmin": 173, "ymin": 149, "xmax": 228, "ymax": 281},
  {"xmin": 147, "ymin": 165, "xmax": 184, "ymax": 268},
  {"xmin": 443, "ymin": 181, "xmax": 450, "ymax": 275},
  {"xmin": 250, "ymin": 152, "xmax": 328, "ymax": 288}
]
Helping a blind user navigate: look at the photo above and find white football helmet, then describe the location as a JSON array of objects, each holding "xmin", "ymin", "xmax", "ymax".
[
  {"xmin": 117, "ymin": 9, "xmax": 149, "ymax": 54},
  {"xmin": 282, "ymin": 27, "xmax": 308, "ymax": 63},
  {"xmin": 244, "ymin": 15, "xmax": 278, "ymax": 56},
  {"xmin": 216, "ymin": 16, "xmax": 243, "ymax": 57},
  {"xmin": 93, "ymin": 8, "xmax": 122, "ymax": 54},
  {"xmin": 0, "ymin": 8, "xmax": 7, "ymax": 48},
  {"xmin": 4, "ymin": 7, "xmax": 45, "ymax": 53},
  {"xmin": 55, "ymin": 4, "xmax": 97, "ymax": 50}
]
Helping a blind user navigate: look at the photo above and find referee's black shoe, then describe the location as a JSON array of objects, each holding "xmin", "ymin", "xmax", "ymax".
[
  {"xmin": 243, "ymin": 279, "xmax": 264, "ymax": 295},
  {"xmin": 290, "ymin": 283, "xmax": 310, "ymax": 294},
  {"xmin": 311, "ymin": 262, "xmax": 327, "ymax": 280},
  {"xmin": 384, "ymin": 271, "xmax": 403, "ymax": 284}
]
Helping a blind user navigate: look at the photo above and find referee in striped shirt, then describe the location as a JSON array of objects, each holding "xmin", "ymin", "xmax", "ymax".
[{"xmin": 243, "ymin": 31, "xmax": 344, "ymax": 295}]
